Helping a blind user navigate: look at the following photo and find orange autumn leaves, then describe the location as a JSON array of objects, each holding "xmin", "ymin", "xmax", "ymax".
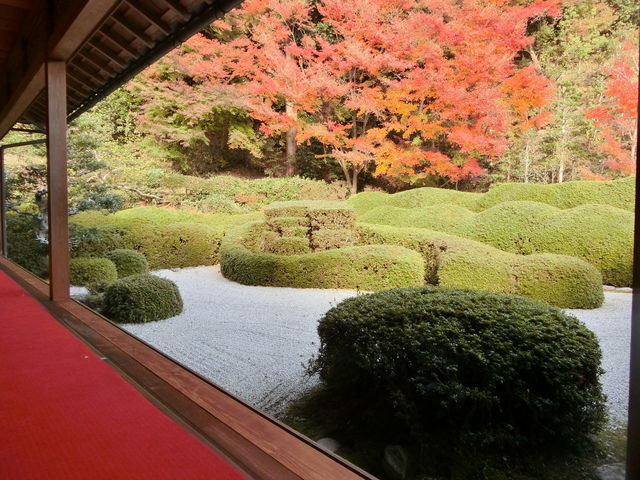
[{"xmin": 142, "ymin": 0, "xmax": 572, "ymax": 184}]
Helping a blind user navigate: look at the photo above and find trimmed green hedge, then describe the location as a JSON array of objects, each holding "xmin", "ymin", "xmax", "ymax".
[
  {"xmin": 478, "ymin": 176, "xmax": 634, "ymax": 211},
  {"xmin": 310, "ymin": 287, "xmax": 606, "ymax": 467},
  {"xmin": 70, "ymin": 218, "xmax": 224, "ymax": 269},
  {"xmin": 526, "ymin": 204, "xmax": 633, "ymax": 287},
  {"xmin": 454, "ymin": 201, "xmax": 560, "ymax": 253},
  {"xmin": 70, "ymin": 257, "xmax": 118, "ymax": 286},
  {"xmin": 357, "ymin": 223, "xmax": 603, "ymax": 308},
  {"xmin": 220, "ymin": 222, "xmax": 425, "ymax": 291},
  {"xmin": 348, "ymin": 188, "xmax": 482, "ymax": 214},
  {"xmin": 103, "ymin": 274, "xmax": 183, "ymax": 323},
  {"xmin": 104, "ymin": 249, "xmax": 149, "ymax": 278},
  {"xmin": 359, "ymin": 204, "xmax": 475, "ymax": 232}
]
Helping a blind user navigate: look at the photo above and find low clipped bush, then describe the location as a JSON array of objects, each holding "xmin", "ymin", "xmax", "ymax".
[
  {"xmin": 357, "ymin": 223, "xmax": 604, "ymax": 308},
  {"xmin": 478, "ymin": 176, "xmax": 634, "ymax": 211},
  {"xmin": 359, "ymin": 204, "xmax": 474, "ymax": 232},
  {"xmin": 220, "ymin": 222, "xmax": 425, "ymax": 291},
  {"xmin": 104, "ymin": 249, "xmax": 149, "ymax": 278},
  {"xmin": 102, "ymin": 274, "xmax": 183, "ymax": 323},
  {"xmin": 70, "ymin": 257, "xmax": 118, "ymax": 286},
  {"xmin": 138, "ymin": 222, "xmax": 224, "ymax": 269},
  {"xmin": 71, "ymin": 216, "xmax": 224, "ymax": 270},
  {"xmin": 454, "ymin": 201, "xmax": 560, "ymax": 253},
  {"xmin": 526, "ymin": 204, "xmax": 633, "ymax": 286},
  {"xmin": 310, "ymin": 287, "xmax": 606, "ymax": 468}
]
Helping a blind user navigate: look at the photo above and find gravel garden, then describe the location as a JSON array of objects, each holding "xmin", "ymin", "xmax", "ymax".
[{"xmin": 15, "ymin": 175, "xmax": 634, "ymax": 479}]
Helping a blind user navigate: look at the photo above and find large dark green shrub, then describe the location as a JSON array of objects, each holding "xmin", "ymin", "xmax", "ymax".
[
  {"xmin": 70, "ymin": 257, "xmax": 118, "ymax": 286},
  {"xmin": 105, "ymin": 249, "xmax": 149, "ymax": 278},
  {"xmin": 357, "ymin": 223, "xmax": 604, "ymax": 308},
  {"xmin": 311, "ymin": 287, "xmax": 606, "ymax": 465},
  {"xmin": 102, "ymin": 274, "xmax": 183, "ymax": 323},
  {"xmin": 220, "ymin": 222, "xmax": 425, "ymax": 291}
]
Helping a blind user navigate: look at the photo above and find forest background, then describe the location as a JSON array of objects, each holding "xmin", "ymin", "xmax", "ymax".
[{"xmin": 4, "ymin": 0, "xmax": 639, "ymax": 217}]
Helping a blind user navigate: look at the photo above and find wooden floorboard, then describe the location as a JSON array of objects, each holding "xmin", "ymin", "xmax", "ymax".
[{"xmin": 0, "ymin": 256, "xmax": 377, "ymax": 480}]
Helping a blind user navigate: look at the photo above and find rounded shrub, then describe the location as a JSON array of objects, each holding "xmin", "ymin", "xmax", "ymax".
[
  {"xmin": 311, "ymin": 287, "xmax": 606, "ymax": 462},
  {"xmin": 346, "ymin": 191, "xmax": 390, "ymax": 215},
  {"xmin": 137, "ymin": 222, "xmax": 224, "ymax": 269},
  {"xmin": 385, "ymin": 187, "xmax": 482, "ymax": 210},
  {"xmin": 357, "ymin": 223, "xmax": 604, "ymax": 308},
  {"xmin": 359, "ymin": 204, "xmax": 474, "ymax": 232},
  {"xmin": 455, "ymin": 201, "xmax": 560, "ymax": 253},
  {"xmin": 526, "ymin": 204, "xmax": 633, "ymax": 286},
  {"xmin": 104, "ymin": 249, "xmax": 149, "ymax": 278},
  {"xmin": 103, "ymin": 274, "xmax": 183, "ymax": 323},
  {"xmin": 478, "ymin": 176, "xmax": 634, "ymax": 211},
  {"xmin": 220, "ymin": 222, "xmax": 425, "ymax": 291},
  {"xmin": 70, "ymin": 257, "xmax": 118, "ymax": 286},
  {"xmin": 514, "ymin": 254, "xmax": 604, "ymax": 309}
]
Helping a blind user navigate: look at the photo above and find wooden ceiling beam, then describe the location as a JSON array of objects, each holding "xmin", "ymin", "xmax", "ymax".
[
  {"xmin": 97, "ymin": 28, "xmax": 139, "ymax": 59},
  {"xmin": 76, "ymin": 50, "xmax": 118, "ymax": 77},
  {"xmin": 70, "ymin": 59, "xmax": 109, "ymax": 84},
  {"xmin": 123, "ymin": 1, "xmax": 172, "ymax": 35},
  {"xmin": 159, "ymin": 0, "xmax": 190, "ymax": 19},
  {"xmin": 111, "ymin": 14, "xmax": 154, "ymax": 48},
  {"xmin": 87, "ymin": 39, "xmax": 128, "ymax": 69},
  {"xmin": 67, "ymin": 65, "xmax": 102, "ymax": 90}
]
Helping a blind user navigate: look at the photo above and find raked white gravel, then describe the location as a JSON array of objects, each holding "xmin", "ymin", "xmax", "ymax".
[
  {"xmin": 121, "ymin": 266, "xmax": 360, "ymax": 416},
  {"xmin": 105, "ymin": 266, "xmax": 630, "ymax": 423}
]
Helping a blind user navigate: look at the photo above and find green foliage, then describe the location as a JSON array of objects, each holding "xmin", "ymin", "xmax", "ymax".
[
  {"xmin": 310, "ymin": 228, "xmax": 355, "ymax": 251},
  {"xmin": 104, "ymin": 249, "xmax": 149, "ymax": 278},
  {"xmin": 220, "ymin": 222, "xmax": 425, "ymax": 291},
  {"xmin": 103, "ymin": 274, "xmax": 183, "ymax": 323},
  {"xmin": 261, "ymin": 231, "xmax": 312, "ymax": 255},
  {"xmin": 455, "ymin": 201, "xmax": 560, "ymax": 252},
  {"xmin": 70, "ymin": 213, "xmax": 224, "ymax": 269},
  {"xmin": 357, "ymin": 223, "xmax": 604, "ymax": 308},
  {"xmin": 359, "ymin": 204, "xmax": 475, "ymax": 232},
  {"xmin": 5, "ymin": 213, "xmax": 48, "ymax": 278},
  {"xmin": 478, "ymin": 176, "xmax": 634, "ymax": 211},
  {"xmin": 526, "ymin": 204, "xmax": 633, "ymax": 286},
  {"xmin": 514, "ymin": 254, "xmax": 605, "ymax": 308},
  {"xmin": 348, "ymin": 188, "xmax": 482, "ymax": 214},
  {"xmin": 70, "ymin": 257, "xmax": 118, "ymax": 286},
  {"xmin": 345, "ymin": 191, "xmax": 389, "ymax": 215},
  {"xmin": 310, "ymin": 287, "xmax": 606, "ymax": 469}
]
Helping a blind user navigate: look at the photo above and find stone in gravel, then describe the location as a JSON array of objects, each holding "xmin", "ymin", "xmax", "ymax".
[
  {"xmin": 383, "ymin": 444, "xmax": 410, "ymax": 480},
  {"xmin": 596, "ymin": 463, "xmax": 625, "ymax": 480},
  {"xmin": 316, "ymin": 437, "xmax": 340, "ymax": 453}
]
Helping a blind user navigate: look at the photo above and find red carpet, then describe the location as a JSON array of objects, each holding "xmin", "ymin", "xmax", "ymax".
[{"xmin": 0, "ymin": 271, "xmax": 246, "ymax": 480}]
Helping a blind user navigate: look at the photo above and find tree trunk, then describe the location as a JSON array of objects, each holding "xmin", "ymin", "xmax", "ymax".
[
  {"xmin": 350, "ymin": 166, "xmax": 358, "ymax": 194},
  {"xmin": 557, "ymin": 111, "xmax": 567, "ymax": 183},
  {"xmin": 285, "ymin": 100, "xmax": 297, "ymax": 176},
  {"xmin": 523, "ymin": 136, "xmax": 531, "ymax": 183}
]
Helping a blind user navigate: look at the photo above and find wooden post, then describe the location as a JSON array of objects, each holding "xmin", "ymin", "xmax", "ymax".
[
  {"xmin": 45, "ymin": 60, "xmax": 69, "ymax": 302},
  {"xmin": 628, "ymin": 111, "xmax": 640, "ymax": 478},
  {"xmin": 0, "ymin": 146, "xmax": 6, "ymax": 257}
]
